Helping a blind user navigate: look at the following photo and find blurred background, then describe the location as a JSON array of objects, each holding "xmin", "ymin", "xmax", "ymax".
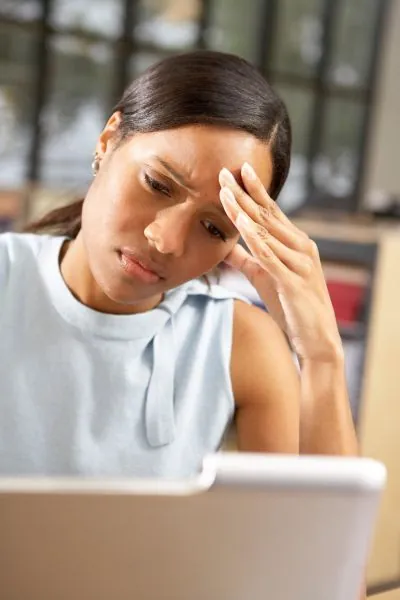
[
  {"xmin": 1, "ymin": 0, "xmax": 397, "ymax": 219},
  {"xmin": 1, "ymin": 0, "xmax": 400, "ymax": 596}
]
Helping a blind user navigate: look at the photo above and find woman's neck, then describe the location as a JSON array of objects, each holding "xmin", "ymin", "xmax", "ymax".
[{"xmin": 59, "ymin": 234, "xmax": 163, "ymax": 315}]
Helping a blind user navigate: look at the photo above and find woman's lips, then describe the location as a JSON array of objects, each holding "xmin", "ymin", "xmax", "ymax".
[{"xmin": 118, "ymin": 251, "xmax": 163, "ymax": 284}]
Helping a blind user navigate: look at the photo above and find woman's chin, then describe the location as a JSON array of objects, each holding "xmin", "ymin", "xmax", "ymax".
[{"xmin": 100, "ymin": 278, "xmax": 165, "ymax": 313}]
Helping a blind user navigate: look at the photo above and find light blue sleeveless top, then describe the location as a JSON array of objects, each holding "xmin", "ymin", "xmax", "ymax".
[{"xmin": 0, "ymin": 233, "xmax": 245, "ymax": 478}]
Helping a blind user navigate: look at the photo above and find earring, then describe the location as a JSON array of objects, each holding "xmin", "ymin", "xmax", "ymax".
[{"xmin": 91, "ymin": 152, "xmax": 101, "ymax": 176}]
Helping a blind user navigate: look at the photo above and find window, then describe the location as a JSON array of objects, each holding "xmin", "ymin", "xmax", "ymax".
[
  {"xmin": 0, "ymin": 0, "xmax": 42, "ymax": 21},
  {"xmin": 50, "ymin": 0, "xmax": 124, "ymax": 38},
  {"xmin": 40, "ymin": 35, "xmax": 114, "ymax": 189},
  {"xmin": 205, "ymin": 0, "xmax": 265, "ymax": 63},
  {"xmin": 135, "ymin": 0, "xmax": 201, "ymax": 50},
  {"xmin": 0, "ymin": 0, "xmax": 389, "ymax": 217},
  {"xmin": 263, "ymin": 0, "xmax": 386, "ymax": 212},
  {"xmin": 270, "ymin": 0, "xmax": 322, "ymax": 78},
  {"xmin": 274, "ymin": 85, "xmax": 314, "ymax": 212},
  {"xmin": 0, "ymin": 23, "xmax": 37, "ymax": 189}
]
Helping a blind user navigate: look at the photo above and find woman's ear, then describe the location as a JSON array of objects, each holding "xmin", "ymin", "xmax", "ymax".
[{"xmin": 95, "ymin": 111, "xmax": 123, "ymax": 159}]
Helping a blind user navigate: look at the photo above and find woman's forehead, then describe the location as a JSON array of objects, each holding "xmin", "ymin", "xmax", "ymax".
[{"xmin": 123, "ymin": 125, "xmax": 273, "ymax": 188}]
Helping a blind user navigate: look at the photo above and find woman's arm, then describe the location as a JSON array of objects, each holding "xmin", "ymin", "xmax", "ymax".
[
  {"xmin": 220, "ymin": 163, "xmax": 359, "ymax": 459},
  {"xmin": 231, "ymin": 301, "xmax": 358, "ymax": 457},
  {"xmin": 300, "ymin": 356, "xmax": 358, "ymax": 456},
  {"xmin": 221, "ymin": 162, "xmax": 362, "ymax": 598},
  {"xmin": 231, "ymin": 300, "xmax": 300, "ymax": 453},
  {"xmin": 231, "ymin": 301, "xmax": 365, "ymax": 600}
]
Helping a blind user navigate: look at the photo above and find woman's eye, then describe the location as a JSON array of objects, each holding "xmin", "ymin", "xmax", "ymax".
[
  {"xmin": 203, "ymin": 221, "xmax": 227, "ymax": 242},
  {"xmin": 144, "ymin": 173, "xmax": 170, "ymax": 196}
]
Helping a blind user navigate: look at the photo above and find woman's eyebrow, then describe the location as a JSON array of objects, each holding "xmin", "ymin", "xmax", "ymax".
[
  {"xmin": 151, "ymin": 154, "xmax": 237, "ymax": 226},
  {"xmin": 152, "ymin": 155, "xmax": 195, "ymax": 192}
]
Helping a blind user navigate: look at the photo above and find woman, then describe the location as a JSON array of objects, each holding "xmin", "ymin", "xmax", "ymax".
[{"xmin": 0, "ymin": 50, "xmax": 357, "ymax": 477}]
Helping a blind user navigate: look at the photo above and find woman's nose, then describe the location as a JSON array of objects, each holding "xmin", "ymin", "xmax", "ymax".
[{"xmin": 144, "ymin": 207, "xmax": 192, "ymax": 258}]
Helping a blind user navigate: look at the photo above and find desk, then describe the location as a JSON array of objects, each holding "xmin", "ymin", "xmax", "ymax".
[{"xmin": 373, "ymin": 592, "xmax": 400, "ymax": 600}]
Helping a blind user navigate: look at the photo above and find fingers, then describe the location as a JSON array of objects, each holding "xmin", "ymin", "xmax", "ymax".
[
  {"xmin": 219, "ymin": 164, "xmax": 320, "ymax": 262},
  {"xmin": 219, "ymin": 164, "xmax": 310, "ymax": 251},
  {"xmin": 220, "ymin": 184, "xmax": 305, "ymax": 253},
  {"xmin": 220, "ymin": 188, "xmax": 287, "ymax": 281},
  {"xmin": 238, "ymin": 213, "xmax": 312, "ymax": 278},
  {"xmin": 241, "ymin": 162, "xmax": 306, "ymax": 234},
  {"xmin": 224, "ymin": 244, "xmax": 261, "ymax": 281},
  {"xmin": 219, "ymin": 187, "xmax": 282, "ymax": 276},
  {"xmin": 219, "ymin": 164, "xmax": 295, "ymax": 230},
  {"xmin": 220, "ymin": 187, "xmax": 312, "ymax": 278}
]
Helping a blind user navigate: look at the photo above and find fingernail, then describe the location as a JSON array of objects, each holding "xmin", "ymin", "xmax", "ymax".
[
  {"xmin": 220, "ymin": 168, "xmax": 236, "ymax": 185},
  {"xmin": 236, "ymin": 212, "xmax": 251, "ymax": 228},
  {"xmin": 220, "ymin": 187, "xmax": 236, "ymax": 206},
  {"xmin": 242, "ymin": 162, "xmax": 257, "ymax": 180}
]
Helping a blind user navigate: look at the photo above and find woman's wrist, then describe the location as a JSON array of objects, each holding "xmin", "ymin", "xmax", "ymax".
[
  {"xmin": 300, "ymin": 341, "xmax": 345, "ymax": 373},
  {"xmin": 299, "ymin": 345, "xmax": 358, "ymax": 456}
]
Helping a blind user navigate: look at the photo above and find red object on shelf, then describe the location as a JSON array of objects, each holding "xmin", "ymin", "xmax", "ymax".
[{"xmin": 326, "ymin": 280, "xmax": 365, "ymax": 324}]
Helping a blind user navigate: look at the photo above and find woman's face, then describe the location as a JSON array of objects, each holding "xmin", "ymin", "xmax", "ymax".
[{"xmin": 80, "ymin": 115, "xmax": 273, "ymax": 310}]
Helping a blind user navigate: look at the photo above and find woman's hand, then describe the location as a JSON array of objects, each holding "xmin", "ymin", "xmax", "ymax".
[{"xmin": 219, "ymin": 162, "xmax": 342, "ymax": 365}]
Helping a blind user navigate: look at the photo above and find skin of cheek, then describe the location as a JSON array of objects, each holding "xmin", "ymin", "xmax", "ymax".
[
  {"xmin": 78, "ymin": 160, "xmax": 149, "ymax": 302},
  {"xmin": 111, "ymin": 196, "xmax": 240, "ymax": 287},
  {"xmin": 170, "ymin": 230, "xmax": 240, "ymax": 285}
]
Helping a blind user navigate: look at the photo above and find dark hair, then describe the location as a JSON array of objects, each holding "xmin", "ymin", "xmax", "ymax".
[{"xmin": 26, "ymin": 50, "xmax": 291, "ymax": 238}]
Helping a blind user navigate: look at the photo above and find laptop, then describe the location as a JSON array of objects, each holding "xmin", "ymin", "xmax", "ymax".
[{"xmin": 0, "ymin": 453, "xmax": 386, "ymax": 600}]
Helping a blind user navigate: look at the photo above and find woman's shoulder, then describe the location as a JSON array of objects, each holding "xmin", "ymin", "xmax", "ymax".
[
  {"xmin": 231, "ymin": 299, "xmax": 299, "ymax": 406},
  {"xmin": 0, "ymin": 231, "xmax": 53, "ymax": 257},
  {"xmin": 231, "ymin": 300, "xmax": 285, "ymax": 361},
  {"xmin": 0, "ymin": 232, "xmax": 62, "ymax": 292}
]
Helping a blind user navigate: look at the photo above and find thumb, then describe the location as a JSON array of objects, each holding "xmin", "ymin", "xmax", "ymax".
[
  {"xmin": 224, "ymin": 244, "xmax": 261, "ymax": 283},
  {"xmin": 224, "ymin": 245, "xmax": 279, "ymax": 310}
]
